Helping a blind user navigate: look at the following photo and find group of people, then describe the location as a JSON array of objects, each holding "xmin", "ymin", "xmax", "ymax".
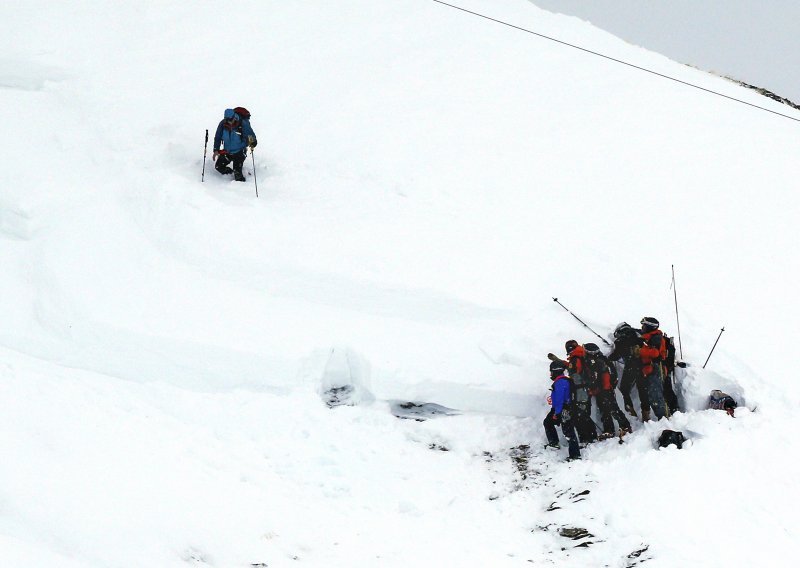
[{"xmin": 543, "ymin": 316, "xmax": 679, "ymax": 460}]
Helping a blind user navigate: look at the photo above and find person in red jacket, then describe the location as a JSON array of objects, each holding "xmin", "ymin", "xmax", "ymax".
[{"xmin": 638, "ymin": 317, "xmax": 669, "ymax": 420}]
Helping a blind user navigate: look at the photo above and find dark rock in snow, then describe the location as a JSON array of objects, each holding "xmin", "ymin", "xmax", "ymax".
[{"xmin": 323, "ymin": 385, "xmax": 355, "ymax": 408}]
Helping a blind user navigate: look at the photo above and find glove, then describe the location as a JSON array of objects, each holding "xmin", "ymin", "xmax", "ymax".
[
  {"xmin": 248, "ymin": 135, "xmax": 257, "ymax": 148},
  {"xmin": 212, "ymin": 151, "xmax": 219, "ymax": 160},
  {"xmin": 547, "ymin": 352, "xmax": 564, "ymax": 363}
]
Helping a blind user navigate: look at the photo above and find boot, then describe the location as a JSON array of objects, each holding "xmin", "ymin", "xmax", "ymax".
[
  {"xmin": 234, "ymin": 170, "xmax": 246, "ymax": 182},
  {"xmin": 641, "ymin": 408, "xmax": 651, "ymax": 422}
]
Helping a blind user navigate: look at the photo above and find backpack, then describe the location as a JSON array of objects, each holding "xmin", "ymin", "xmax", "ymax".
[
  {"xmin": 708, "ymin": 390, "xmax": 737, "ymax": 411},
  {"xmin": 569, "ymin": 343, "xmax": 594, "ymax": 394},
  {"xmin": 233, "ymin": 106, "xmax": 251, "ymax": 120},
  {"xmin": 657, "ymin": 429, "xmax": 685, "ymax": 449},
  {"xmin": 584, "ymin": 342, "xmax": 617, "ymax": 390}
]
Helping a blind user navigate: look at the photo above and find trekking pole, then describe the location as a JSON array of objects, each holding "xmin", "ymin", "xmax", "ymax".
[
  {"xmin": 552, "ymin": 297, "xmax": 611, "ymax": 346},
  {"xmin": 201, "ymin": 129, "xmax": 209, "ymax": 182},
  {"xmin": 251, "ymin": 148, "xmax": 258, "ymax": 198},
  {"xmin": 670, "ymin": 264, "xmax": 684, "ymax": 359},
  {"xmin": 702, "ymin": 327, "xmax": 725, "ymax": 369}
]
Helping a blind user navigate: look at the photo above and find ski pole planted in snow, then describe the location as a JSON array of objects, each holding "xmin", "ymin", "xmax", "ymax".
[
  {"xmin": 552, "ymin": 297, "xmax": 611, "ymax": 346},
  {"xmin": 251, "ymin": 148, "xmax": 258, "ymax": 198},
  {"xmin": 703, "ymin": 327, "xmax": 725, "ymax": 369},
  {"xmin": 201, "ymin": 129, "xmax": 209, "ymax": 182},
  {"xmin": 671, "ymin": 264, "xmax": 684, "ymax": 359}
]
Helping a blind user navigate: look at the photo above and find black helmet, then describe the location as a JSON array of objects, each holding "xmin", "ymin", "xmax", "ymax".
[
  {"xmin": 640, "ymin": 317, "xmax": 659, "ymax": 331},
  {"xmin": 613, "ymin": 322, "xmax": 632, "ymax": 338},
  {"xmin": 565, "ymin": 339, "xmax": 579, "ymax": 354},
  {"xmin": 549, "ymin": 360, "xmax": 567, "ymax": 375},
  {"xmin": 584, "ymin": 342, "xmax": 601, "ymax": 357}
]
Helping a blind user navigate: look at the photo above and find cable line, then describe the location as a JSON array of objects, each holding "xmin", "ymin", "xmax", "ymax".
[{"xmin": 431, "ymin": 0, "xmax": 800, "ymax": 123}]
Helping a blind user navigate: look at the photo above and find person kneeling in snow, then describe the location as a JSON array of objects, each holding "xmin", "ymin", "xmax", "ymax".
[
  {"xmin": 708, "ymin": 390, "xmax": 737, "ymax": 417},
  {"xmin": 213, "ymin": 107, "xmax": 257, "ymax": 182},
  {"xmin": 543, "ymin": 360, "xmax": 581, "ymax": 460}
]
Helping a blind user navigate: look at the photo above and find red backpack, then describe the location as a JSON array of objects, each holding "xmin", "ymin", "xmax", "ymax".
[{"xmin": 234, "ymin": 106, "xmax": 251, "ymax": 120}]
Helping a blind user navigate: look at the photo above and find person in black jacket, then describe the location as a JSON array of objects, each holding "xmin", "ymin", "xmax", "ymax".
[
  {"xmin": 608, "ymin": 322, "xmax": 651, "ymax": 421},
  {"xmin": 584, "ymin": 342, "xmax": 631, "ymax": 439}
]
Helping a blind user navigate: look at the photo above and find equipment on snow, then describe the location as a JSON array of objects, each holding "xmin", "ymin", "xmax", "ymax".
[
  {"xmin": 703, "ymin": 327, "xmax": 725, "ymax": 369},
  {"xmin": 708, "ymin": 390, "xmax": 737, "ymax": 416},
  {"xmin": 202, "ymin": 129, "xmax": 209, "ymax": 182},
  {"xmin": 552, "ymin": 297, "xmax": 611, "ymax": 346},
  {"xmin": 657, "ymin": 429, "xmax": 685, "ymax": 449}
]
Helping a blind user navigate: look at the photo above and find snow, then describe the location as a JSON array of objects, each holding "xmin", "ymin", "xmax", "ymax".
[{"xmin": 2, "ymin": 0, "xmax": 799, "ymax": 566}]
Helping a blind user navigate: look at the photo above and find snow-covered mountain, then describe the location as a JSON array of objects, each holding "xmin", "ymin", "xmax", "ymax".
[
  {"xmin": 531, "ymin": 0, "xmax": 800, "ymax": 104},
  {"xmin": 2, "ymin": 1, "xmax": 798, "ymax": 566}
]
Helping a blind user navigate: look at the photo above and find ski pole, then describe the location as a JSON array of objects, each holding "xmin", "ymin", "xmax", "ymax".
[
  {"xmin": 702, "ymin": 327, "xmax": 725, "ymax": 369},
  {"xmin": 251, "ymin": 148, "xmax": 258, "ymax": 198},
  {"xmin": 201, "ymin": 129, "xmax": 209, "ymax": 182},
  {"xmin": 671, "ymin": 264, "xmax": 684, "ymax": 359},
  {"xmin": 552, "ymin": 297, "xmax": 611, "ymax": 346}
]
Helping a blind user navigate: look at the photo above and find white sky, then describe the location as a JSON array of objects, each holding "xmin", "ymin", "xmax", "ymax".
[{"xmin": 530, "ymin": 0, "xmax": 800, "ymax": 103}]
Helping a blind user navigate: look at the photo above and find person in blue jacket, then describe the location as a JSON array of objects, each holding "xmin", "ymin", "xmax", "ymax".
[
  {"xmin": 213, "ymin": 108, "xmax": 257, "ymax": 182},
  {"xmin": 543, "ymin": 360, "xmax": 581, "ymax": 460}
]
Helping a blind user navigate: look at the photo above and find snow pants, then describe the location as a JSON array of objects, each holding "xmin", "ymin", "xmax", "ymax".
[
  {"xmin": 215, "ymin": 150, "xmax": 246, "ymax": 176},
  {"xmin": 620, "ymin": 364, "xmax": 649, "ymax": 414},
  {"xmin": 644, "ymin": 369, "xmax": 668, "ymax": 420},
  {"xmin": 596, "ymin": 390, "xmax": 631, "ymax": 435},
  {"xmin": 543, "ymin": 409, "xmax": 580, "ymax": 459}
]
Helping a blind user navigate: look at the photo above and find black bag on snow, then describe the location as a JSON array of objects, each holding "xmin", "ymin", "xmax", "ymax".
[{"xmin": 657, "ymin": 429, "xmax": 685, "ymax": 449}]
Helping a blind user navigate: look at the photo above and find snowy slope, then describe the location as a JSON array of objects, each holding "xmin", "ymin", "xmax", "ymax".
[{"xmin": 2, "ymin": 0, "xmax": 799, "ymax": 566}]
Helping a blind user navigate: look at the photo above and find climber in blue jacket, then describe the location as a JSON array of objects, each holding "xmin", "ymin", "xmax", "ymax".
[
  {"xmin": 543, "ymin": 360, "xmax": 581, "ymax": 460},
  {"xmin": 213, "ymin": 108, "xmax": 257, "ymax": 182}
]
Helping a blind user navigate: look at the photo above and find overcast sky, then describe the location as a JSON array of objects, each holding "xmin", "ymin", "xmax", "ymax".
[{"xmin": 530, "ymin": 0, "xmax": 800, "ymax": 103}]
